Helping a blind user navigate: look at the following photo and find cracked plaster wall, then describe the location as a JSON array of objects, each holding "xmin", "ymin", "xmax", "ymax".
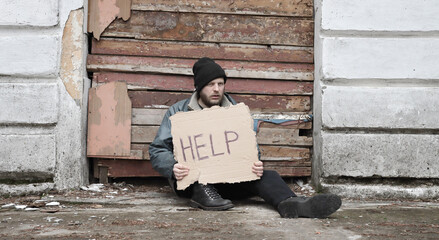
[
  {"xmin": 0, "ymin": 0, "xmax": 89, "ymax": 194},
  {"xmin": 314, "ymin": 0, "xmax": 439, "ymax": 198}
]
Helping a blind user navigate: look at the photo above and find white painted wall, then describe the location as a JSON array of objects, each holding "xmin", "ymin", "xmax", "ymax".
[
  {"xmin": 0, "ymin": 36, "xmax": 60, "ymax": 76},
  {"xmin": 322, "ymin": 38, "xmax": 439, "ymax": 79},
  {"xmin": 314, "ymin": 0, "xmax": 439, "ymax": 198},
  {"xmin": 0, "ymin": 0, "xmax": 88, "ymax": 194},
  {"xmin": 0, "ymin": 0, "xmax": 59, "ymax": 27},
  {"xmin": 321, "ymin": 0, "xmax": 439, "ymax": 31}
]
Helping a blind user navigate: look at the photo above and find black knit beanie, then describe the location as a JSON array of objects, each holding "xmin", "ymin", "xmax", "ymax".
[{"xmin": 192, "ymin": 57, "xmax": 227, "ymax": 93}]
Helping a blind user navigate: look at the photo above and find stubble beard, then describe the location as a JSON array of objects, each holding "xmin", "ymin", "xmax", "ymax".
[{"xmin": 199, "ymin": 93, "xmax": 223, "ymax": 108}]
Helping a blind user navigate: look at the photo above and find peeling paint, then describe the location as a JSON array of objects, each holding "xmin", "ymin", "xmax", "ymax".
[
  {"xmin": 131, "ymin": 0, "xmax": 313, "ymax": 17},
  {"xmin": 88, "ymin": 0, "xmax": 132, "ymax": 40},
  {"xmin": 60, "ymin": 9, "xmax": 84, "ymax": 102},
  {"xmin": 87, "ymin": 81, "xmax": 132, "ymax": 157},
  {"xmin": 88, "ymin": 87, "xmax": 102, "ymax": 126},
  {"xmin": 114, "ymin": 82, "xmax": 131, "ymax": 125}
]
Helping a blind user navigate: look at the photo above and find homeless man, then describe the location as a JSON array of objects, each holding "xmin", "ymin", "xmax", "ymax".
[{"xmin": 149, "ymin": 57, "xmax": 341, "ymax": 218}]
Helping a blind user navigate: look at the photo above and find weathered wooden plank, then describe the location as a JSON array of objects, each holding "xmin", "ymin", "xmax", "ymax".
[
  {"xmin": 87, "ymin": 81, "xmax": 132, "ymax": 157},
  {"xmin": 132, "ymin": 125, "xmax": 312, "ymax": 147},
  {"xmin": 259, "ymin": 146, "xmax": 310, "ymax": 162},
  {"xmin": 131, "ymin": 107, "xmax": 312, "ymax": 129},
  {"xmin": 98, "ymin": 143, "xmax": 311, "ymax": 162},
  {"xmin": 94, "ymin": 72, "xmax": 192, "ymax": 91},
  {"xmin": 98, "ymin": 166, "xmax": 109, "ymax": 184},
  {"xmin": 93, "ymin": 159, "xmax": 161, "ymax": 178},
  {"xmin": 132, "ymin": 143, "xmax": 150, "ymax": 160},
  {"xmin": 230, "ymin": 94, "xmax": 311, "ymax": 112},
  {"xmin": 93, "ymin": 158, "xmax": 310, "ymax": 177},
  {"xmin": 87, "ymin": 55, "xmax": 314, "ymax": 81},
  {"xmin": 131, "ymin": 0, "xmax": 313, "ymax": 17},
  {"xmin": 106, "ymin": 144, "xmax": 312, "ymax": 162},
  {"xmin": 257, "ymin": 128, "xmax": 312, "ymax": 146},
  {"xmin": 129, "ymin": 91, "xmax": 311, "ymax": 112},
  {"xmin": 258, "ymin": 121, "xmax": 312, "ymax": 130},
  {"xmin": 103, "ymin": 11, "xmax": 314, "ymax": 46},
  {"xmin": 262, "ymin": 160, "xmax": 310, "ymax": 168},
  {"xmin": 129, "ymin": 91, "xmax": 191, "ymax": 109},
  {"xmin": 92, "ymin": 145, "xmax": 312, "ymax": 165},
  {"xmin": 132, "ymin": 108, "xmax": 168, "ymax": 125},
  {"xmin": 88, "ymin": 0, "xmax": 131, "ymax": 40},
  {"xmin": 264, "ymin": 165, "xmax": 311, "ymax": 177},
  {"xmin": 94, "ymin": 72, "xmax": 191, "ymax": 91},
  {"xmin": 131, "ymin": 126, "xmax": 159, "ymax": 143},
  {"xmin": 95, "ymin": 144, "xmax": 149, "ymax": 160},
  {"xmin": 92, "ymin": 38, "xmax": 314, "ymax": 63},
  {"xmin": 90, "ymin": 149, "xmax": 143, "ymax": 160},
  {"xmin": 93, "ymin": 159, "xmax": 101, "ymax": 179},
  {"xmin": 94, "ymin": 72, "xmax": 313, "ymax": 95},
  {"xmin": 94, "ymin": 158, "xmax": 310, "ymax": 177}
]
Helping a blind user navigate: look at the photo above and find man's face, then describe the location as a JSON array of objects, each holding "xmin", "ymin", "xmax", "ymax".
[{"xmin": 198, "ymin": 78, "xmax": 225, "ymax": 108}]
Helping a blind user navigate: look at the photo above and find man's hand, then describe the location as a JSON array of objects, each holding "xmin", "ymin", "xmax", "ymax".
[
  {"xmin": 173, "ymin": 163, "xmax": 190, "ymax": 181},
  {"xmin": 252, "ymin": 161, "xmax": 264, "ymax": 177}
]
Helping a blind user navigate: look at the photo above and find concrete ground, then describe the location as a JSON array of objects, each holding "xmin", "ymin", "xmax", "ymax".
[{"xmin": 0, "ymin": 179, "xmax": 439, "ymax": 240}]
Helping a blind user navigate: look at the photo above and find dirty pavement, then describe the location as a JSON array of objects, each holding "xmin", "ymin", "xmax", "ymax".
[{"xmin": 1, "ymin": 179, "xmax": 439, "ymax": 240}]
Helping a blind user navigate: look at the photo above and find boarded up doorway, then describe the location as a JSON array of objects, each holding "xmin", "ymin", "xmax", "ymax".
[{"xmin": 86, "ymin": 0, "xmax": 314, "ymax": 182}]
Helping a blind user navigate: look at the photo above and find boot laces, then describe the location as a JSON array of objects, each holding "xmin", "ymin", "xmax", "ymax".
[{"xmin": 203, "ymin": 185, "xmax": 222, "ymax": 200}]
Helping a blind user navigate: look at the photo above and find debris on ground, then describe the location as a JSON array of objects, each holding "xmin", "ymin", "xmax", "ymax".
[{"xmin": 0, "ymin": 179, "xmax": 438, "ymax": 239}]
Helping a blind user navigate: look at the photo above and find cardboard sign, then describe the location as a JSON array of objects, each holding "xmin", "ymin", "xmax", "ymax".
[{"xmin": 170, "ymin": 103, "xmax": 260, "ymax": 190}]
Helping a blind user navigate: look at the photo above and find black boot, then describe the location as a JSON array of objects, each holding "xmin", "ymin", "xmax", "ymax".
[
  {"xmin": 277, "ymin": 194, "xmax": 342, "ymax": 218},
  {"xmin": 190, "ymin": 183, "xmax": 234, "ymax": 211}
]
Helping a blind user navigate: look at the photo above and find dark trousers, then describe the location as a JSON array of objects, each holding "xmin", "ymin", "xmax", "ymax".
[{"xmin": 173, "ymin": 170, "xmax": 296, "ymax": 209}]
